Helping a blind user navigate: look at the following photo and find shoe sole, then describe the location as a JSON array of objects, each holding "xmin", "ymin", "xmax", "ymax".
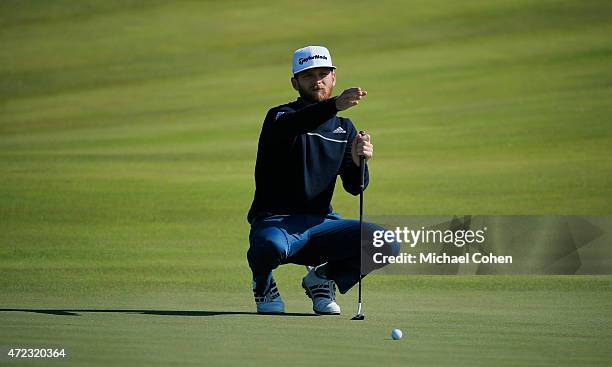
[
  {"xmin": 314, "ymin": 310, "xmax": 341, "ymax": 316},
  {"xmin": 302, "ymin": 281, "xmax": 341, "ymax": 315}
]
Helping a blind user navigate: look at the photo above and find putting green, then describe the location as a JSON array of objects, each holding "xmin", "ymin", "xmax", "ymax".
[
  {"xmin": 1, "ymin": 1, "xmax": 611, "ymax": 366},
  {"xmin": 2, "ymin": 277, "xmax": 611, "ymax": 366}
]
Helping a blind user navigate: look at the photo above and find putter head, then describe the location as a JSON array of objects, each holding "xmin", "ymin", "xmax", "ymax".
[{"xmin": 351, "ymin": 313, "xmax": 365, "ymax": 320}]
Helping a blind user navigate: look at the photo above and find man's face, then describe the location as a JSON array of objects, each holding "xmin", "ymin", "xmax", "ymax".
[{"xmin": 291, "ymin": 67, "xmax": 336, "ymax": 103}]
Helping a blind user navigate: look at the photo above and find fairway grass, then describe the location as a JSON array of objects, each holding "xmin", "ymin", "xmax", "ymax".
[
  {"xmin": 1, "ymin": 1, "xmax": 612, "ymax": 366},
  {"xmin": 1, "ymin": 276, "xmax": 611, "ymax": 367}
]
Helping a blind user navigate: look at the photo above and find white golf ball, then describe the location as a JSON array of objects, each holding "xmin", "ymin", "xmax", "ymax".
[{"xmin": 391, "ymin": 328, "xmax": 403, "ymax": 340}]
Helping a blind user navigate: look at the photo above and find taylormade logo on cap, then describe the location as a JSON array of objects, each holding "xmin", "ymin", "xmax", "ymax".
[
  {"xmin": 292, "ymin": 45, "xmax": 336, "ymax": 75},
  {"xmin": 298, "ymin": 54, "xmax": 328, "ymax": 65}
]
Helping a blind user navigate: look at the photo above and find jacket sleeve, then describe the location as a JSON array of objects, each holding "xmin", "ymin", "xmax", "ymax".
[
  {"xmin": 264, "ymin": 98, "xmax": 339, "ymax": 139},
  {"xmin": 339, "ymin": 121, "xmax": 369, "ymax": 195}
]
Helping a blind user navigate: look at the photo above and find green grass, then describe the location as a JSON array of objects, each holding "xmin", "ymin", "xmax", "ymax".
[
  {"xmin": 1, "ymin": 0, "xmax": 612, "ymax": 366},
  {"xmin": 2, "ymin": 277, "xmax": 611, "ymax": 366}
]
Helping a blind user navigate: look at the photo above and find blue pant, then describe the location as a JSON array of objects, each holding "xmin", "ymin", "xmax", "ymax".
[{"xmin": 247, "ymin": 212, "xmax": 397, "ymax": 295}]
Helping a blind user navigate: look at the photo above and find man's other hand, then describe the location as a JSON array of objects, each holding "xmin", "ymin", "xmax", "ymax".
[{"xmin": 351, "ymin": 131, "xmax": 373, "ymax": 166}]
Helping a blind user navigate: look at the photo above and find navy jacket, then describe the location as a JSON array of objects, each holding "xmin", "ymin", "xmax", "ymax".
[{"xmin": 247, "ymin": 97, "xmax": 369, "ymax": 223}]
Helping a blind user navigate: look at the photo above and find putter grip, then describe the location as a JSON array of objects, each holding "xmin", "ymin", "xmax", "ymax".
[
  {"xmin": 359, "ymin": 156, "xmax": 366, "ymax": 190},
  {"xmin": 358, "ymin": 130, "xmax": 366, "ymax": 190}
]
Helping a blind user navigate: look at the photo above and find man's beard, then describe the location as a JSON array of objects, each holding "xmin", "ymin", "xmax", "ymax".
[{"xmin": 297, "ymin": 84, "xmax": 333, "ymax": 104}]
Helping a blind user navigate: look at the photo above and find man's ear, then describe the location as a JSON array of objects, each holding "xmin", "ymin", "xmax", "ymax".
[
  {"xmin": 331, "ymin": 70, "xmax": 336, "ymax": 88},
  {"xmin": 291, "ymin": 77, "xmax": 299, "ymax": 91}
]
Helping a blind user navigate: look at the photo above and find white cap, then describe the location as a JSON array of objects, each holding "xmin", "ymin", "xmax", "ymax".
[{"xmin": 292, "ymin": 45, "xmax": 336, "ymax": 75}]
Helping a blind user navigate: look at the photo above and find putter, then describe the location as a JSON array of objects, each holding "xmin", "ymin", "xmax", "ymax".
[{"xmin": 351, "ymin": 153, "xmax": 366, "ymax": 321}]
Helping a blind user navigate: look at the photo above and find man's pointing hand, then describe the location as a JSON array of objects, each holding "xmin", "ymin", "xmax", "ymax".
[{"xmin": 335, "ymin": 87, "xmax": 367, "ymax": 111}]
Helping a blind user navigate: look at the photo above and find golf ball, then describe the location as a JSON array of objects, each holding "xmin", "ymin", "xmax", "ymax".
[{"xmin": 391, "ymin": 328, "xmax": 403, "ymax": 340}]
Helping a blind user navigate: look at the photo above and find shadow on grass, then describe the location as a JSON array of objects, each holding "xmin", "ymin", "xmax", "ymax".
[{"xmin": 0, "ymin": 309, "xmax": 316, "ymax": 317}]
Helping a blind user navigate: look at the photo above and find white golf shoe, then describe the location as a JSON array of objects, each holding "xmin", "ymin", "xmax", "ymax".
[
  {"xmin": 302, "ymin": 268, "xmax": 341, "ymax": 315},
  {"xmin": 254, "ymin": 280, "xmax": 285, "ymax": 314}
]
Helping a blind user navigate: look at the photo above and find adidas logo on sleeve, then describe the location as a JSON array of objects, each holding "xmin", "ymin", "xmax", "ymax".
[{"xmin": 332, "ymin": 126, "xmax": 346, "ymax": 134}]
